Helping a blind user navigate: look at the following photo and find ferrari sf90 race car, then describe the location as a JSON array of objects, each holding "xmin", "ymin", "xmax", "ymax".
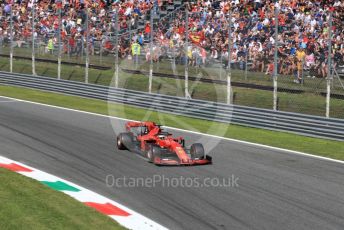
[{"xmin": 116, "ymin": 121, "xmax": 212, "ymax": 166}]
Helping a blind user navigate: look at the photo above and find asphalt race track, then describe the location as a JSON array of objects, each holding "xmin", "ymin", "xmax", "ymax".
[{"xmin": 1, "ymin": 97, "xmax": 344, "ymax": 230}]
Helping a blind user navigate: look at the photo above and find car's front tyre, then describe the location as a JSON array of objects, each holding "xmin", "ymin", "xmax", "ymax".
[
  {"xmin": 117, "ymin": 132, "xmax": 133, "ymax": 150},
  {"xmin": 190, "ymin": 143, "xmax": 205, "ymax": 159},
  {"xmin": 147, "ymin": 145, "xmax": 161, "ymax": 163}
]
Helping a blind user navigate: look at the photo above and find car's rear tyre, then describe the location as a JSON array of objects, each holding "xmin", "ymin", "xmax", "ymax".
[
  {"xmin": 190, "ymin": 143, "xmax": 205, "ymax": 159},
  {"xmin": 117, "ymin": 132, "xmax": 133, "ymax": 150},
  {"xmin": 147, "ymin": 145, "xmax": 161, "ymax": 163}
]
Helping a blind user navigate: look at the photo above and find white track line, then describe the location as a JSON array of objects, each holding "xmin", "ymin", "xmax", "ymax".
[
  {"xmin": 0, "ymin": 100, "xmax": 16, "ymax": 103},
  {"xmin": 0, "ymin": 95, "xmax": 343, "ymax": 165}
]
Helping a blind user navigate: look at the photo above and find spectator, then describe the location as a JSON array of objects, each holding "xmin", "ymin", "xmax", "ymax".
[
  {"xmin": 46, "ymin": 37, "xmax": 54, "ymax": 54},
  {"xmin": 131, "ymin": 41, "xmax": 141, "ymax": 64},
  {"xmin": 0, "ymin": 0, "xmax": 342, "ymax": 83}
]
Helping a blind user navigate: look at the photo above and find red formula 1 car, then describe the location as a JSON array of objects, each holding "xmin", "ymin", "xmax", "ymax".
[{"xmin": 116, "ymin": 121, "xmax": 212, "ymax": 166}]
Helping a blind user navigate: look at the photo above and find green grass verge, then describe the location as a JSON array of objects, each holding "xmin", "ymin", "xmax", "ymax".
[
  {"xmin": 0, "ymin": 85, "xmax": 343, "ymax": 160},
  {"xmin": 0, "ymin": 167, "xmax": 125, "ymax": 230},
  {"xmin": 1, "ymin": 57, "xmax": 344, "ymax": 118}
]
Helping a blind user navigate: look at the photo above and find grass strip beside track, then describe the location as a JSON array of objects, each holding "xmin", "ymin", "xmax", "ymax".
[
  {"xmin": 0, "ymin": 85, "xmax": 343, "ymax": 160},
  {"xmin": 1, "ymin": 57, "xmax": 344, "ymax": 118},
  {"xmin": 0, "ymin": 167, "xmax": 125, "ymax": 230}
]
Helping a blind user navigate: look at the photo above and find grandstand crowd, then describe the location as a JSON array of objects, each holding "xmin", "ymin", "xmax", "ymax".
[{"xmin": 0, "ymin": 0, "xmax": 343, "ymax": 82}]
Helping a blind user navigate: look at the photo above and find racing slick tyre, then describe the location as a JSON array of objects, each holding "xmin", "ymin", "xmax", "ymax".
[
  {"xmin": 190, "ymin": 143, "xmax": 205, "ymax": 159},
  {"xmin": 117, "ymin": 132, "xmax": 133, "ymax": 150},
  {"xmin": 147, "ymin": 145, "xmax": 161, "ymax": 163}
]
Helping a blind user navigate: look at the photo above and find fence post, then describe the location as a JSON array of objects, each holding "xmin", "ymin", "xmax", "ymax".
[
  {"xmin": 0, "ymin": 35, "xmax": 2, "ymax": 55},
  {"xmin": 149, "ymin": 9, "xmax": 154, "ymax": 94},
  {"xmin": 220, "ymin": 51, "xmax": 223, "ymax": 80},
  {"xmin": 273, "ymin": 5, "xmax": 279, "ymax": 111},
  {"xmin": 10, "ymin": 6, "xmax": 13, "ymax": 73},
  {"xmin": 57, "ymin": 7, "xmax": 62, "ymax": 80},
  {"xmin": 67, "ymin": 38, "xmax": 70, "ymax": 59},
  {"xmin": 31, "ymin": 4, "xmax": 36, "ymax": 75},
  {"xmin": 100, "ymin": 39, "xmax": 103, "ymax": 64},
  {"xmin": 301, "ymin": 57, "xmax": 305, "ymax": 85},
  {"xmin": 85, "ymin": 8, "xmax": 89, "ymax": 84},
  {"xmin": 227, "ymin": 11, "xmax": 232, "ymax": 104},
  {"xmin": 128, "ymin": 20, "xmax": 132, "ymax": 42},
  {"xmin": 114, "ymin": 9, "xmax": 119, "ymax": 88},
  {"xmin": 172, "ymin": 41, "xmax": 176, "ymax": 71},
  {"xmin": 170, "ymin": 11, "xmax": 176, "ymax": 73},
  {"xmin": 326, "ymin": 78, "xmax": 331, "ymax": 118},
  {"xmin": 184, "ymin": 9, "xmax": 190, "ymax": 98},
  {"xmin": 245, "ymin": 49, "xmax": 248, "ymax": 81},
  {"xmin": 326, "ymin": 11, "xmax": 333, "ymax": 118},
  {"xmin": 81, "ymin": 37, "xmax": 84, "ymax": 59}
]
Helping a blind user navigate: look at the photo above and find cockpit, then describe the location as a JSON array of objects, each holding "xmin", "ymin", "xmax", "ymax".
[{"xmin": 157, "ymin": 131, "xmax": 171, "ymax": 140}]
